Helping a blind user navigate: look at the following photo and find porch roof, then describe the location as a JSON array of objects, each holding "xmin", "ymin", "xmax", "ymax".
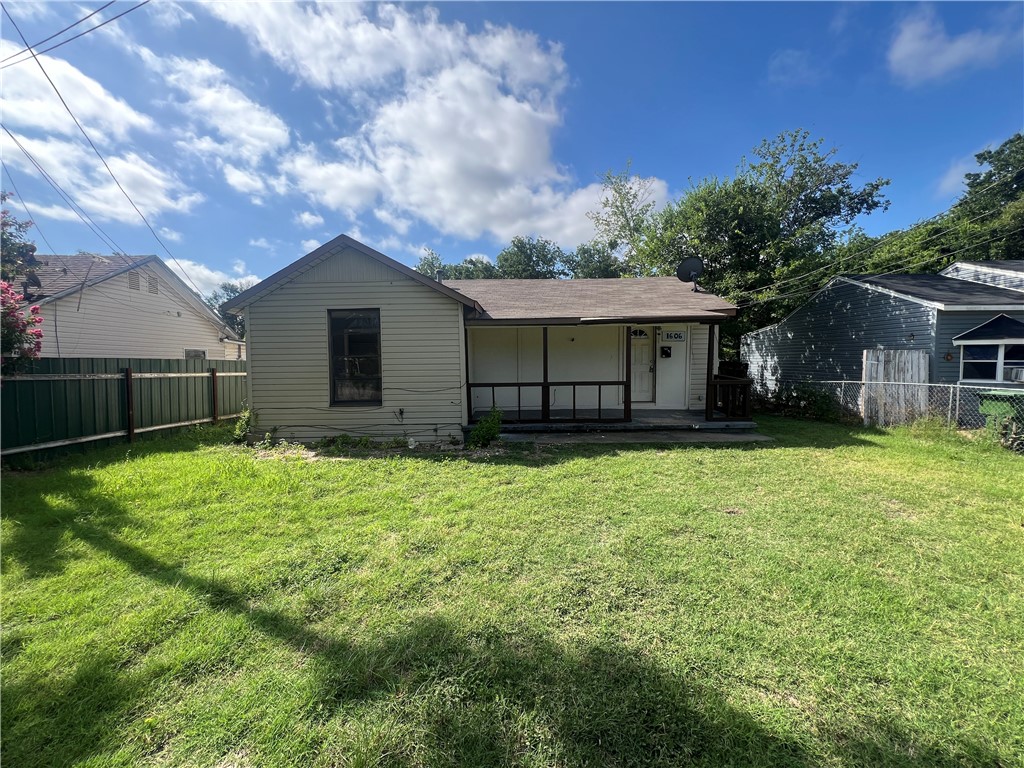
[{"xmin": 445, "ymin": 277, "xmax": 737, "ymax": 326}]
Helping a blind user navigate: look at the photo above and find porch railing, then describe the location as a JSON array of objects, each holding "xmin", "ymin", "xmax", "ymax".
[
  {"xmin": 467, "ymin": 380, "xmax": 629, "ymax": 423},
  {"xmin": 710, "ymin": 374, "xmax": 753, "ymax": 420}
]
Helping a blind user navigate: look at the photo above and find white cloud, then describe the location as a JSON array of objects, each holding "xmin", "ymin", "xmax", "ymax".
[
  {"xmin": 249, "ymin": 237, "xmax": 273, "ymax": 250},
  {"xmin": 767, "ymin": 49, "xmax": 823, "ymax": 87},
  {"xmin": 301, "ymin": 238, "xmax": 322, "ymax": 252},
  {"xmin": 231, "ymin": 259, "xmax": 248, "ymax": 276},
  {"xmin": 3, "ymin": 1, "xmax": 55, "ymax": 22},
  {"xmin": 200, "ymin": 2, "xmax": 622, "ymax": 247},
  {"xmin": 888, "ymin": 7, "xmax": 1020, "ymax": 86},
  {"xmin": 0, "ymin": 40, "xmax": 155, "ymax": 144},
  {"xmin": 1, "ymin": 131, "xmax": 203, "ymax": 224},
  {"xmin": 164, "ymin": 258, "xmax": 260, "ymax": 297},
  {"xmin": 223, "ymin": 164, "xmax": 266, "ymax": 195},
  {"xmin": 158, "ymin": 227, "xmax": 183, "ymax": 242},
  {"xmin": 294, "ymin": 210, "xmax": 324, "ymax": 228},
  {"xmin": 161, "ymin": 56, "xmax": 290, "ymax": 166},
  {"xmin": 149, "ymin": 1, "xmax": 194, "ymax": 29}
]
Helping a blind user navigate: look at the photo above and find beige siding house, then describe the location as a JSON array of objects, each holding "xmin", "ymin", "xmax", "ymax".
[
  {"xmin": 226, "ymin": 235, "xmax": 744, "ymax": 444},
  {"xmin": 27, "ymin": 253, "xmax": 243, "ymax": 360}
]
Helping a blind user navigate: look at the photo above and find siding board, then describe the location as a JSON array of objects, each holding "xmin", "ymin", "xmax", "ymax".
[{"xmin": 741, "ymin": 281, "xmax": 936, "ymax": 392}]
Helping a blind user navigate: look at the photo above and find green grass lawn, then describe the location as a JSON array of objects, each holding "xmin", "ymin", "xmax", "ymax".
[{"xmin": 2, "ymin": 418, "xmax": 1022, "ymax": 767}]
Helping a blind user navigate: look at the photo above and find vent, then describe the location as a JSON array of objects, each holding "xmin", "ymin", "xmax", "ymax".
[
  {"xmin": 184, "ymin": 348, "xmax": 207, "ymax": 360},
  {"xmin": 148, "ymin": 276, "xmax": 159, "ymax": 294},
  {"xmin": 128, "ymin": 271, "xmax": 140, "ymax": 291}
]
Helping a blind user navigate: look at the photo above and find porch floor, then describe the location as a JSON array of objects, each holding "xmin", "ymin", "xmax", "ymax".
[{"xmin": 475, "ymin": 408, "xmax": 757, "ymax": 433}]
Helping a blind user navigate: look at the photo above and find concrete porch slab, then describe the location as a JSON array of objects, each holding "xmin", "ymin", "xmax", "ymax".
[{"xmin": 500, "ymin": 430, "xmax": 773, "ymax": 445}]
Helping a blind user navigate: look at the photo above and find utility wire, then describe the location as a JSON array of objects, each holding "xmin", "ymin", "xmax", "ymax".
[
  {"xmin": 2, "ymin": 160, "xmax": 59, "ymax": 256},
  {"xmin": 736, "ymin": 226, "xmax": 1024, "ymax": 309},
  {"xmin": 728, "ymin": 167, "xmax": 1024, "ymax": 302},
  {"xmin": 2, "ymin": 124, "xmax": 130, "ymax": 258},
  {"xmin": 0, "ymin": 0, "xmax": 115, "ymax": 64},
  {"xmin": 1, "ymin": 0, "xmax": 150, "ymax": 70},
  {"xmin": 1, "ymin": 4, "xmax": 207, "ymax": 297}
]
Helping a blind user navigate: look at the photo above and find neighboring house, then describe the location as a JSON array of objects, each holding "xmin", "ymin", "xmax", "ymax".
[
  {"xmin": 741, "ymin": 260, "xmax": 1024, "ymax": 391},
  {"xmin": 223, "ymin": 234, "xmax": 741, "ymax": 443},
  {"xmin": 22, "ymin": 253, "xmax": 244, "ymax": 360}
]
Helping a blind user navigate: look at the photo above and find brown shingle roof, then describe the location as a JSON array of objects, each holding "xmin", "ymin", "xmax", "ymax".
[
  {"xmin": 21, "ymin": 253, "xmax": 153, "ymax": 303},
  {"xmin": 444, "ymin": 277, "xmax": 736, "ymax": 325}
]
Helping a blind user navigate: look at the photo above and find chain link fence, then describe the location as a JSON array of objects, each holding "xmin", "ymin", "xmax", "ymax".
[{"xmin": 755, "ymin": 380, "xmax": 1024, "ymax": 447}]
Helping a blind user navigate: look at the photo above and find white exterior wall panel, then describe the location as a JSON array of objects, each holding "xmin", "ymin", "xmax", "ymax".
[
  {"xmin": 36, "ymin": 262, "xmax": 232, "ymax": 359},
  {"xmin": 246, "ymin": 248, "xmax": 465, "ymax": 443}
]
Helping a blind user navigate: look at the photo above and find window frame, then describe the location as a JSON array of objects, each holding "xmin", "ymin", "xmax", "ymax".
[
  {"xmin": 957, "ymin": 340, "xmax": 1024, "ymax": 384},
  {"xmin": 328, "ymin": 308, "xmax": 383, "ymax": 406}
]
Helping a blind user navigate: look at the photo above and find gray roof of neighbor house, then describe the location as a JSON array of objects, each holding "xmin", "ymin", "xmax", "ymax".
[
  {"xmin": 954, "ymin": 260, "xmax": 1024, "ymax": 274},
  {"xmin": 24, "ymin": 253, "xmax": 153, "ymax": 302},
  {"xmin": 848, "ymin": 274, "xmax": 1024, "ymax": 308},
  {"xmin": 445, "ymin": 277, "xmax": 737, "ymax": 325}
]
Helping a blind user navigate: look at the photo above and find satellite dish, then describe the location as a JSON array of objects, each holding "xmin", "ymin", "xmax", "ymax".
[{"xmin": 676, "ymin": 257, "xmax": 704, "ymax": 291}]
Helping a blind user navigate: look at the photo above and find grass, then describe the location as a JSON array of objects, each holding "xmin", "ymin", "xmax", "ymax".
[{"xmin": 2, "ymin": 417, "xmax": 1022, "ymax": 767}]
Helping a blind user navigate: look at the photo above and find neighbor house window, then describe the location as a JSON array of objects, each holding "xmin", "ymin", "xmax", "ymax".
[
  {"xmin": 960, "ymin": 343, "xmax": 1024, "ymax": 382},
  {"xmin": 329, "ymin": 309, "xmax": 382, "ymax": 405}
]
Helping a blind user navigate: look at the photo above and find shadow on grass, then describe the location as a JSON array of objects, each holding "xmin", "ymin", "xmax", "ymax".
[{"xmin": 2, "ymin": 470, "xmax": 1005, "ymax": 767}]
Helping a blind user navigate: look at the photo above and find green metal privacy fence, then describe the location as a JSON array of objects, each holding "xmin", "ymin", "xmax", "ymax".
[{"xmin": 1, "ymin": 358, "xmax": 247, "ymax": 455}]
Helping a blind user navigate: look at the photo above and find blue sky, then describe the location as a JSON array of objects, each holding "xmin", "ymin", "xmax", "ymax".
[{"xmin": 2, "ymin": 1, "xmax": 1021, "ymax": 295}]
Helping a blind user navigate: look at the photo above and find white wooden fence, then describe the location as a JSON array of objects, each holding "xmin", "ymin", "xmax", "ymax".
[{"xmin": 861, "ymin": 350, "xmax": 929, "ymax": 426}]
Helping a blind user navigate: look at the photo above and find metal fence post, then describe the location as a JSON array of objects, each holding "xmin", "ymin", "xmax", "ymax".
[
  {"xmin": 210, "ymin": 367, "xmax": 219, "ymax": 424},
  {"xmin": 124, "ymin": 367, "xmax": 135, "ymax": 442}
]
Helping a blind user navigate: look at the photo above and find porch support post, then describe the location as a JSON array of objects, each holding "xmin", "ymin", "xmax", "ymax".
[
  {"xmin": 705, "ymin": 323, "xmax": 716, "ymax": 421},
  {"xmin": 624, "ymin": 326, "xmax": 632, "ymax": 422},
  {"xmin": 541, "ymin": 326, "xmax": 550, "ymax": 422}
]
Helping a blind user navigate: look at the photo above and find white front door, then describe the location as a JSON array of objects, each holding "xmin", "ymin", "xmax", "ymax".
[{"xmin": 631, "ymin": 329, "xmax": 653, "ymax": 402}]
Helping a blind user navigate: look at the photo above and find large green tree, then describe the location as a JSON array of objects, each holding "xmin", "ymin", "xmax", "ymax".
[
  {"xmin": 495, "ymin": 236, "xmax": 566, "ymax": 279},
  {"xmin": 627, "ymin": 130, "xmax": 891, "ymax": 353},
  {"xmin": 413, "ymin": 248, "xmax": 499, "ymax": 280},
  {"xmin": 205, "ymin": 279, "xmax": 258, "ymax": 339},
  {"xmin": 586, "ymin": 161, "xmax": 659, "ymax": 276},
  {"xmin": 563, "ymin": 240, "xmax": 625, "ymax": 278}
]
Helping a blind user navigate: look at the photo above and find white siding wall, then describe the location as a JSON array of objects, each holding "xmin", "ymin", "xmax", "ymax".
[
  {"xmin": 688, "ymin": 324, "xmax": 711, "ymax": 409},
  {"xmin": 246, "ymin": 247, "xmax": 465, "ymax": 443},
  {"xmin": 37, "ymin": 263, "xmax": 231, "ymax": 359}
]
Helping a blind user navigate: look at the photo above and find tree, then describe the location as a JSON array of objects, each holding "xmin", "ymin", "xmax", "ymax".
[
  {"xmin": 413, "ymin": 248, "xmax": 499, "ymax": 280},
  {"xmin": 1, "ymin": 281, "xmax": 43, "ymax": 374},
  {"xmin": 563, "ymin": 241, "xmax": 625, "ymax": 278},
  {"xmin": 1, "ymin": 191, "xmax": 42, "ymax": 285},
  {"xmin": 205, "ymin": 279, "xmax": 257, "ymax": 339},
  {"xmin": 631, "ymin": 130, "xmax": 890, "ymax": 353},
  {"xmin": 495, "ymin": 235, "xmax": 565, "ymax": 279},
  {"xmin": 586, "ymin": 161, "xmax": 659, "ymax": 275}
]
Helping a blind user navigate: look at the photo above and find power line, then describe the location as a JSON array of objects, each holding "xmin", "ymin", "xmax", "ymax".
[
  {"xmin": 2, "ymin": 160, "xmax": 59, "ymax": 255},
  {"xmin": 1, "ymin": 1, "xmax": 151, "ymax": 70},
  {"xmin": 736, "ymin": 226, "xmax": 1024, "ymax": 309},
  {"xmin": 1, "ymin": 4, "xmax": 207, "ymax": 298},
  {"xmin": 0, "ymin": 0, "xmax": 115, "ymax": 64},
  {"xmin": 2, "ymin": 124, "xmax": 130, "ymax": 258},
  {"xmin": 727, "ymin": 166, "xmax": 1024, "ymax": 302}
]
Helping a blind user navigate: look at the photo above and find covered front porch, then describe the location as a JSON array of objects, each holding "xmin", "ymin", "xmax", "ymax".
[{"xmin": 465, "ymin": 321, "xmax": 752, "ymax": 426}]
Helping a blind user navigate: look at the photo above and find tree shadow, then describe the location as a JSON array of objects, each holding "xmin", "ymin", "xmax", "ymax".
[{"xmin": 3, "ymin": 463, "xmax": 1007, "ymax": 767}]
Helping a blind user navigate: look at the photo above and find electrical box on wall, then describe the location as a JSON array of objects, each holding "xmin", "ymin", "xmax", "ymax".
[{"xmin": 660, "ymin": 346, "xmax": 672, "ymax": 358}]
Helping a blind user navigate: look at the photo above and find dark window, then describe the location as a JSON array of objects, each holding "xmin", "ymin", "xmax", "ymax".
[
  {"xmin": 329, "ymin": 309, "xmax": 382, "ymax": 405},
  {"xmin": 184, "ymin": 348, "xmax": 207, "ymax": 360},
  {"xmin": 961, "ymin": 343, "xmax": 1004, "ymax": 381}
]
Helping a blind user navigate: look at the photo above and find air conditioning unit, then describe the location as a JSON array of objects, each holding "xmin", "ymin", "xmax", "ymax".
[{"xmin": 1008, "ymin": 367, "xmax": 1024, "ymax": 383}]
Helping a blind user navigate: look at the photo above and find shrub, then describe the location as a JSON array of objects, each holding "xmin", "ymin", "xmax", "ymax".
[
  {"xmin": 1, "ymin": 281, "xmax": 43, "ymax": 375},
  {"xmin": 467, "ymin": 407, "xmax": 502, "ymax": 448},
  {"xmin": 232, "ymin": 409, "xmax": 253, "ymax": 443}
]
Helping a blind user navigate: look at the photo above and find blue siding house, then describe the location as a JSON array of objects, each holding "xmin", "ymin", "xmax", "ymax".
[{"xmin": 741, "ymin": 260, "xmax": 1024, "ymax": 392}]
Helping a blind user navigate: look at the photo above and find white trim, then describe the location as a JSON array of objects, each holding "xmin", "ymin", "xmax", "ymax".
[
  {"xmin": 953, "ymin": 337, "xmax": 1024, "ymax": 346},
  {"xmin": 958, "ymin": 341, "xmax": 1024, "ymax": 384},
  {"xmin": 836, "ymin": 277, "xmax": 943, "ymax": 308}
]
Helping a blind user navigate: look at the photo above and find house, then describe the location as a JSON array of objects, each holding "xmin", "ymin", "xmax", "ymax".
[
  {"xmin": 740, "ymin": 260, "xmax": 1024, "ymax": 392},
  {"xmin": 23, "ymin": 253, "xmax": 244, "ymax": 360},
  {"xmin": 223, "ymin": 234, "xmax": 745, "ymax": 444}
]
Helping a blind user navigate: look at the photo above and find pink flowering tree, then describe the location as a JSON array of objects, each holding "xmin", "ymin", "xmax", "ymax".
[{"xmin": 1, "ymin": 281, "xmax": 43, "ymax": 374}]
